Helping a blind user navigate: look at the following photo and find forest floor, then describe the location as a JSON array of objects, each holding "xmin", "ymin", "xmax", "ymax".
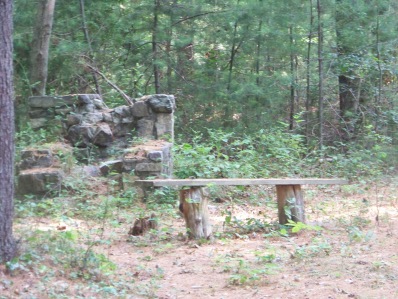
[{"xmin": 1, "ymin": 177, "xmax": 397, "ymax": 299}]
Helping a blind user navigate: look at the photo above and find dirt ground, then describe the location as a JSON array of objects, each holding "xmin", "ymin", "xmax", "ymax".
[{"xmin": 1, "ymin": 179, "xmax": 397, "ymax": 299}]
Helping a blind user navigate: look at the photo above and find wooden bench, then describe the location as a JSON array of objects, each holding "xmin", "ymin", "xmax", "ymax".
[{"xmin": 136, "ymin": 178, "xmax": 348, "ymax": 239}]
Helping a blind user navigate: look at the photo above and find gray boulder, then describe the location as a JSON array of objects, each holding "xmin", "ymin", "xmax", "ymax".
[
  {"xmin": 93, "ymin": 123, "xmax": 113, "ymax": 147},
  {"xmin": 67, "ymin": 124, "xmax": 96, "ymax": 147},
  {"xmin": 131, "ymin": 101, "xmax": 149, "ymax": 118},
  {"xmin": 99, "ymin": 160, "xmax": 123, "ymax": 176},
  {"xmin": 18, "ymin": 168, "xmax": 63, "ymax": 195},
  {"xmin": 145, "ymin": 94, "xmax": 175, "ymax": 113}
]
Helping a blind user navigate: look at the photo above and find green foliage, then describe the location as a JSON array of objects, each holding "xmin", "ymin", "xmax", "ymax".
[
  {"xmin": 145, "ymin": 187, "xmax": 178, "ymax": 208},
  {"xmin": 215, "ymin": 252, "xmax": 277, "ymax": 286},
  {"xmin": 305, "ymin": 127, "xmax": 392, "ymax": 179},
  {"xmin": 173, "ymin": 125, "xmax": 394, "ymax": 182},
  {"xmin": 174, "ymin": 127, "xmax": 306, "ymax": 179},
  {"xmin": 228, "ymin": 259, "xmax": 268, "ymax": 286},
  {"xmin": 291, "ymin": 236, "xmax": 333, "ymax": 260},
  {"xmin": 285, "ymin": 220, "xmax": 323, "ymax": 234},
  {"xmin": 15, "ymin": 197, "xmax": 63, "ymax": 218},
  {"xmin": 254, "ymin": 250, "xmax": 277, "ymax": 264},
  {"xmin": 15, "ymin": 172, "xmax": 140, "ymax": 222},
  {"xmin": 222, "ymin": 210, "xmax": 277, "ymax": 236},
  {"xmin": 8, "ymin": 230, "xmax": 116, "ymax": 280},
  {"xmin": 15, "ymin": 126, "xmax": 55, "ymax": 151}
]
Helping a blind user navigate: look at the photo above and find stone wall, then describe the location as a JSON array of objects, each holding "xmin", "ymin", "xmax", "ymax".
[
  {"xmin": 19, "ymin": 94, "xmax": 176, "ymax": 195},
  {"xmin": 28, "ymin": 94, "xmax": 175, "ymax": 145}
]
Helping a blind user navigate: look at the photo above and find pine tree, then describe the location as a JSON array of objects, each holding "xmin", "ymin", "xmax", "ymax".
[{"xmin": 0, "ymin": 0, "xmax": 17, "ymax": 263}]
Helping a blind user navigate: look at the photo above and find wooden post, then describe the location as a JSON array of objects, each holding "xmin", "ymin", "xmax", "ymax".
[
  {"xmin": 179, "ymin": 187, "xmax": 212, "ymax": 239},
  {"xmin": 276, "ymin": 185, "xmax": 305, "ymax": 224}
]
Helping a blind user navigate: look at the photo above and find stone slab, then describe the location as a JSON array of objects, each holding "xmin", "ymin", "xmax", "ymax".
[{"xmin": 29, "ymin": 96, "xmax": 76, "ymax": 108}]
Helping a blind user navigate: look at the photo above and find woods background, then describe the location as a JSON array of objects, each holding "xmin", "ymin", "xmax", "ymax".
[{"xmin": 12, "ymin": 0, "xmax": 398, "ymax": 150}]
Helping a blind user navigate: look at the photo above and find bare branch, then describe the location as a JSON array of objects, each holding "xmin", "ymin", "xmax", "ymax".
[
  {"xmin": 172, "ymin": 10, "xmax": 229, "ymax": 26},
  {"xmin": 86, "ymin": 64, "xmax": 134, "ymax": 106}
]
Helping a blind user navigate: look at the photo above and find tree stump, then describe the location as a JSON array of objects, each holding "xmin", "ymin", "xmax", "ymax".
[
  {"xmin": 276, "ymin": 185, "xmax": 305, "ymax": 224},
  {"xmin": 179, "ymin": 187, "xmax": 212, "ymax": 239},
  {"xmin": 128, "ymin": 213, "xmax": 158, "ymax": 236}
]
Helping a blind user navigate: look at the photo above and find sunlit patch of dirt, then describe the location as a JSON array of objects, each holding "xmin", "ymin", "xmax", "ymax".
[{"xmin": 2, "ymin": 179, "xmax": 398, "ymax": 298}]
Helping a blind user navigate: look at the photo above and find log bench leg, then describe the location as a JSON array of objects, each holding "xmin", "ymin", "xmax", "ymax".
[
  {"xmin": 179, "ymin": 187, "xmax": 212, "ymax": 239},
  {"xmin": 276, "ymin": 184, "xmax": 305, "ymax": 224}
]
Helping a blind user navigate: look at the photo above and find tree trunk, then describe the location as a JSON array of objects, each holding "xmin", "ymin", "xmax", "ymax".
[
  {"xmin": 317, "ymin": 0, "xmax": 324, "ymax": 149},
  {"xmin": 179, "ymin": 188, "xmax": 212, "ymax": 239},
  {"xmin": 338, "ymin": 75, "xmax": 360, "ymax": 119},
  {"xmin": 289, "ymin": 25, "xmax": 296, "ymax": 131},
  {"xmin": 152, "ymin": 0, "xmax": 161, "ymax": 94},
  {"xmin": 29, "ymin": 0, "xmax": 56, "ymax": 96},
  {"xmin": 174, "ymin": 0, "xmax": 194, "ymax": 87},
  {"xmin": 165, "ymin": 0, "xmax": 177, "ymax": 93},
  {"xmin": 255, "ymin": 20, "xmax": 262, "ymax": 91},
  {"xmin": 226, "ymin": 19, "xmax": 238, "ymax": 94},
  {"xmin": 225, "ymin": 0, "xmax": 245, "ymax": 126},
  {"xmin": 79, "ymin": 0, "xmax": 101, "ymax": 95},
  {"xmin": 305, "ymin": 0, "xmax": 314, "ymax": 144},
  {"xmin": 374, "ymin": 10, "xmax": 382, "ymax": 132},
  {"xmin": 251, "ymin": 15, "xmax": 263, "ymax": 125},
  {"xmin": 335, "ymin": 0, "xmax": 361, "ymax": 139},
  {"xmin": 0, "ymin": 0, "xmax": 17, "ymax": 263}
]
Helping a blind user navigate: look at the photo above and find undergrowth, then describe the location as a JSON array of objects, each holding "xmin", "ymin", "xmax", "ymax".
[{"xmin": 174, "ymin": 127, "xmax": 393, "ymax": 180}]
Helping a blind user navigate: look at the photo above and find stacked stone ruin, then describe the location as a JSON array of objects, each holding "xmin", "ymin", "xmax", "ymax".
[
  {"xmin": 18, "ymin": 149, "xmax": 64, "ymax": 195},
  {"xmin": 18, "ymin": 94, "xmax": 175, "ymax": 195}
]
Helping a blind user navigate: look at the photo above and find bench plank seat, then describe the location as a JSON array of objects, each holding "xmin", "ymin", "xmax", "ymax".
[{"xmin": 136, "ymin": 178, "xmax": 348, "ymax": 187}]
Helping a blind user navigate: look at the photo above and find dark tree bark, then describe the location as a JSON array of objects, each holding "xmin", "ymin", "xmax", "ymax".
[
  {"xmin": 29, "ymin": 0, "xmax": 56, "ymax": 96},
  {"xmin": 174, "ymin": 1, "xmax": 195, "ymax": 86},
  {"xmin": 226, "ymin": 5, "xmax": 246, "ymax": 95},
  {"xmin": 335, "ymin": 0, "xmax": 361, "ymax": 139},
  {"xmin": 317, "ymin": 0, "xmax": 324, "ymax": 149},
  {"xmin": 255, "ymin": 19, "xmax": 262, "ymax": 91},
  {"xmin": 165, "ymin": 0, "xmax": 177, "ymax": 93},
  {"xmin": 79, "ymin": 0, "xmax": 101, "ymax": 95},
  {"xmin": 226, "ymin": 19, "xmax": 239, "ymax": 94},
  {"xmin": 374, "ymin": 9, "xmax": 382, "ymax": 132},
  {"xmin": 289, "ymin": 25, "xmax": 296, "ymax": 131},
  {"xmin": 152, "ymin": 0, "xmax": 161, "ymax": 94},
  {"xmin": 305, "ymin": 0, "xmax": 315, "ymax": 143},
  {"xmin": 0, "ymin": 0, "xmax": 17, "ymax": 263},
  {"xmin": 225, "ymin": 0, "xmax": 244, "ymax": 125},
  {"xmin": 251, "ymin": 14, "xmax": 263, "ymax": 125}
]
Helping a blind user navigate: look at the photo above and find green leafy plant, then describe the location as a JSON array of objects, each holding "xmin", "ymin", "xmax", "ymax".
[
  {"xmin": 222, "ymin": 210, "xmax": 278, "ymax": 236},
  {"xmin": 290, "ymin": 236, "xmax": 332, "ymax": 260},
  {"xmin": 8, "ymin": 229, "xmax": 116, "ymax": 281},
  {"xmin": 285, "ymin": 220, "xmax": 323, "ymax": 234},
  {"xmin": 146, "ymin": 187, "xmax": 178, "ymax": 207},
  {"xmin": 214, "ymin": 254, "xmax": 272, "ymax": 286},
  {"xmin": 174, "ymin": 127, "xmax": 308, "ymax": 180}
]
